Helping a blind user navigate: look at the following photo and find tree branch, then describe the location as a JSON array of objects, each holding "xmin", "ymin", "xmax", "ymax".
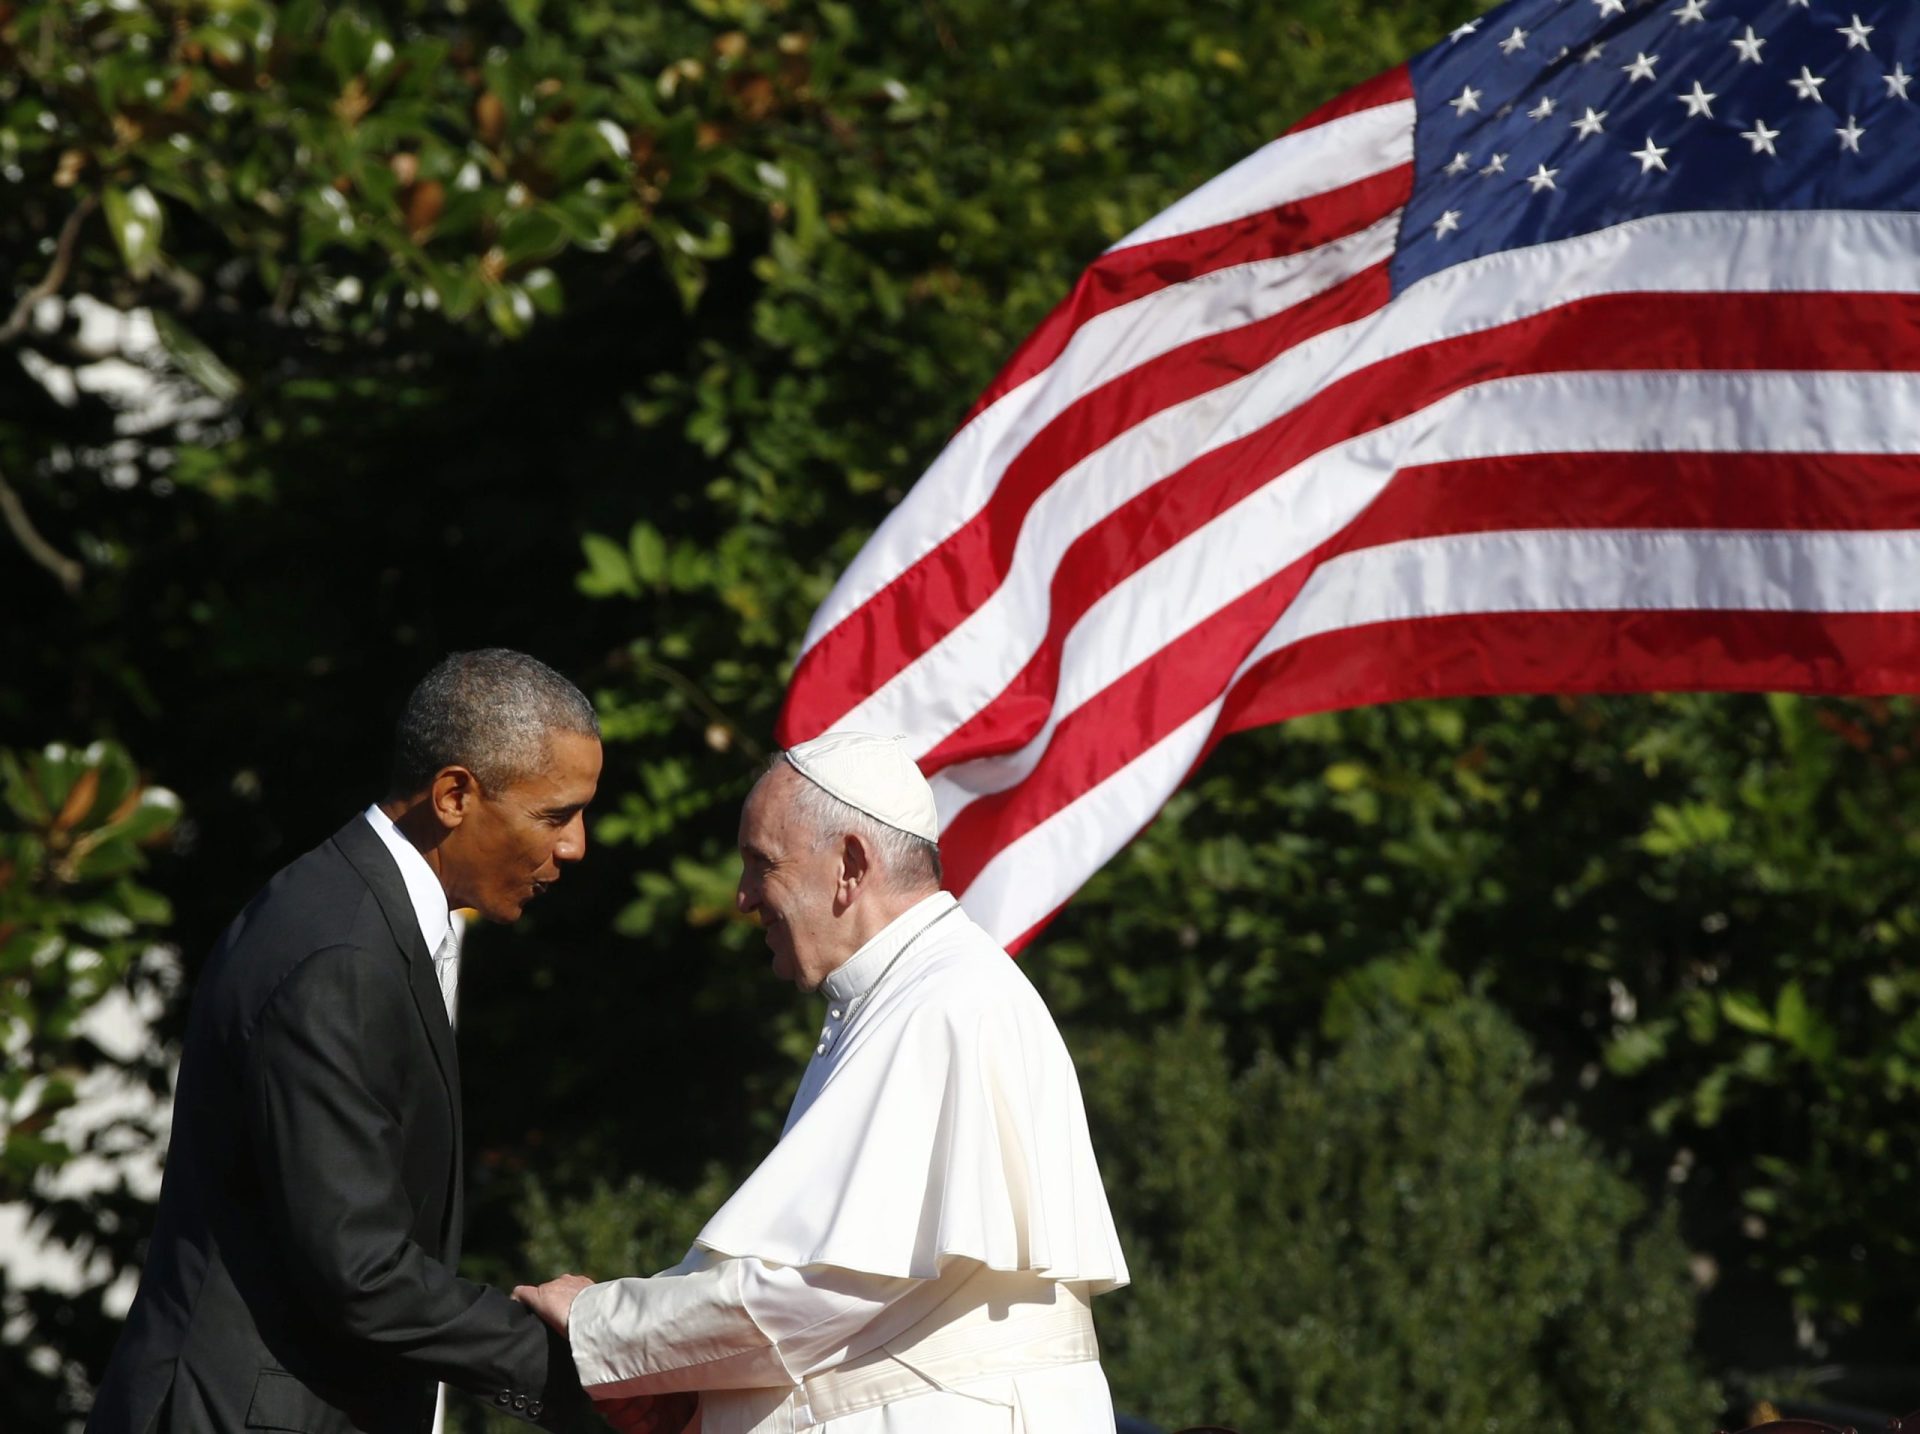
[
  {"xmin": 635, "ymin": 656, "xmax": 767, "ymax": 766},
  {"xmin": 0, "ymin": 197, "xmax": 99, "ymax": 594},
  {"xmin": 0, "ymin": 195, "xmax": 97, "ymax": 346},
  {"xmin": 0, "ymin": 460, "xmax": 83, "ymax": 595}
]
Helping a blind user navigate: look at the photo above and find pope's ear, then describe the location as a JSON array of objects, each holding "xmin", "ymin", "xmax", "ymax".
[
  {"xmin": 430, "ymin": 766, "xmax": 481, "ymax": 829},
  {"xmin": 837, "ymin": 831, "xmax": 872, "ymax": 903}
]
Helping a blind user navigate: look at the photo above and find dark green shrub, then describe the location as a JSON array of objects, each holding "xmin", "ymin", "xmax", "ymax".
[{"xmin": 1078, "ymin": 998, "xmax": 1717, "ymax": 1433}]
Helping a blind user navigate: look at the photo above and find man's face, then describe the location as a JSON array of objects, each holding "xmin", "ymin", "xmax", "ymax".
[
  {"xmin": 444, "ymin": 728, "xmax": 602, "ymax": 922},
  {"xmin": 736, "ymin": 765, "xmax": 848, "ymax": 991}
]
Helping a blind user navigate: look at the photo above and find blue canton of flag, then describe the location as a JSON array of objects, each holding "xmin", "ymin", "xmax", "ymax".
[{"xmin": 1399, "ymin": 0, "xmax": 1920, "ymax": 288}]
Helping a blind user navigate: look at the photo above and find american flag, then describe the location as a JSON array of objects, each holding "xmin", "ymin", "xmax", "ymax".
[{"xmin": 778, "ymin": 0, "xmax": 1920, "ymax": 950}]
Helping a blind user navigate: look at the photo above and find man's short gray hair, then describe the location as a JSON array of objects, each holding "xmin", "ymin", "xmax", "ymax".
[
  {"xmin": 389, "ymin": 649, "xmax": 599, "ymax": 796},
  {"xmin": 775, "ymin": 753, "xmax": 943, "ymax": 893}
]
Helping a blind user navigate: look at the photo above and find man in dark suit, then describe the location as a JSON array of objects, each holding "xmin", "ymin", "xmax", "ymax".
[{"xmin": 90, "ymin": 650, "xmax": 602, "ymax": 1434}]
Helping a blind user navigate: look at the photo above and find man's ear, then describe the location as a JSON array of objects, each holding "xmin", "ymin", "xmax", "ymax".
[
  {"xmin": 836, "ymin": 831, "xmax": 872, "ymax": 911},
  {"xmin": 430, "ymin": 766, "xmax": 481, "ymax": 829}
]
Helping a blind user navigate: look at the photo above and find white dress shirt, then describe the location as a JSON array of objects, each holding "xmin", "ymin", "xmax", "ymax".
[
  {"xmin": 361, "ymin": 804, "xmax": 458, "ymax": 1023},
  {"xmin": 361, "ymin": 805, "xmax": 461, "ymax": 1434}
]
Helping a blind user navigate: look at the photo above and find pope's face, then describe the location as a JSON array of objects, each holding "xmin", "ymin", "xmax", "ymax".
[
  {"xmin": 736, "ymin": 765, "xmax": 848, "ymax": 991},
  {"xmin": 441, "ymin": 729, "xmax": 602, "ymax": 923}
]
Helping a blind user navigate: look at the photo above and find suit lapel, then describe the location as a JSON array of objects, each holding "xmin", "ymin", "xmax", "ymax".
[{"xmin": 332, "ymin": 815, "xmax": 465, "ymax": 1246}]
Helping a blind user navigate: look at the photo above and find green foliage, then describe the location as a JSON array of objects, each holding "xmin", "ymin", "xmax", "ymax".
[
  {"xmin": 1033, "ymin": 693, "xmax": 1920, "ymax": 1353},
  {"xmin": 12, "ymin": 0, "xmax": 1915, "ymax": 1425},
  {"xmin": 1077, "ymin": 998, "xmax": 1717, "ymax": 1433},
  {"xmin": 0, "ymin": 740, "xmax": 179, "ymax": 1198},
  {"xmin": 0, "ymin": 741, "xmax": 180, "ymax": 1420},
  {"xmin": 514, "ymin": 1167, "xmax": 740, "ymax": 1293}
]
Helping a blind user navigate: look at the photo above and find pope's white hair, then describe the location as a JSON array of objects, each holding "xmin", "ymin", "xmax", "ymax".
[{"xmin": 773, "ymin": 753, "xmax": 943, "ymax": 894}]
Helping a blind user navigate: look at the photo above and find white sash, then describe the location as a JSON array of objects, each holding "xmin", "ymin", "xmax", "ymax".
[{"xmin": 696, "ymin": 1270, "xmax": 1099, "ymax": 1434}]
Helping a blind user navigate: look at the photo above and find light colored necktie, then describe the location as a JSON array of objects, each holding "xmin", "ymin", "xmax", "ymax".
[{"xmin": 431, "ymin": 928, "xmax": 460, "ymax": 1027}]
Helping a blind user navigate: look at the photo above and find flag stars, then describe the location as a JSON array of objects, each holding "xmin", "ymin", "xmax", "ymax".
[
  {"xmin": 1525, "ymin": 163, "xmax": 1559, "ymax": 192},
  {"xmin": 1743, "ymin": 118, "xmax": 1781, "ymax": 154},
  {"xmin": 1528, "ymin": 96, "xmax": 1557, "ymax": 119},
  {"xmin": 1623, "ymin": 52, "xmax": 1660, "ymax": 82},
  {"xmin": 1452, "ymin": 84, "xmax": 1483, "ymax": 115},
  {"xmin": 1886, "ymin": 64, "xmax": 1912, "ymax": 99},
  {"xmin": 1790, "ymin": 66, "xmax": 1828, "ymax": 102},
  {"xmin": 1572, "ymin": 106, "xmax": 1608, "ymax": 138},
  {"xmin": 1742, "ymin": 117, "xmax": 1782, "ymax": 154},
  {"xmin": 1678, "ymin": 81, "xmax": 1716, "ymax": 117},
  {"xmin": 1731, "ymin": 27, "xmax": 1765, "ymax": 63},
  {"xmin": 1583, "ymin": 42, "xmax": 1608, "ymax": 63},
  {"xmin": 1433, "ymin": 209, "xmax": 1462, "ymax": 238},
  {"xmin": 1837, "ymin": 15, "xmax": 1874, "ymax": 50},
  {"xmin": 1632, "ymin": 136, "xmax": 1670, "ymax": 171},
  {"xmin": 1672, "ymin": 0, "xmax": 1708, "ymax": 23},
  {"xmin": 1443, "ymin": 151, "xmax": 1473, "ymax": 175},
  {"xmin": 1595, "ymin": 0, "xmax": 1627, "ymax": 15},
  {"xmin": 1479, "ymin": 152, "xmax": 1509, "ymax": 175},
  {"xmin": 1450, "ymin": 19, "xmax": 1480, "ymax": 40},
  {"xmin": 1500, "ymin": 25, "xmax": 1529, "ymax": 53},
  {"xmin": 1837, "ymin": 114, "xmax": 1866, "ymax": 150}
]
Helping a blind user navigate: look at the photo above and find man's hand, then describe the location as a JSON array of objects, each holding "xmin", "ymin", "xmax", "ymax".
[
  {"xmin": 511, "ymin": 1272, "xmax": 594, "ymax": 1334},
  {"xmin": 594, "ymin": 1392, "xmax": 698, "ymax": 1434}
]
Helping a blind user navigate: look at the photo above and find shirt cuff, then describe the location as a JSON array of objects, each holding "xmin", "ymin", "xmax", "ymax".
[{"xmin": 568, "ymin": 1268, "xmax": 799, "ymax": 1396}]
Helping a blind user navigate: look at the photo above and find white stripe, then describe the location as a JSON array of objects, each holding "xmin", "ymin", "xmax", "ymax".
[
  {"xmin": 956, "ymin": 525, "xmax": 1920, "ymax": 944},
  {"xmin": 930, "ymin": 367, "xmax": 1920, "ymax": 823},
  {"xmin": 1263, "ymin": 527, "xmax": 1920, "ymax": 649},
  {"xmin": 798, "ymin": 213, "xmax": 1402, "ymax": 654},
  {"xmin": 1108, "ymin": 100, "xmax": 1415, "ymax": 253},
  {"xmin": 820, "ymin": 210, "xmax": 1920, "ymax": 758},
  {"xmin": 957, "ymin": 703, "xmax": 1221, "ymax": 945}
]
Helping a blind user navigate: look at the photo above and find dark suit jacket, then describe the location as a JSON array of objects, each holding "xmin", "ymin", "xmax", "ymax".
[{"xmin": 89, "ymin": 815, "xmax": 584, "ymax": 1434}]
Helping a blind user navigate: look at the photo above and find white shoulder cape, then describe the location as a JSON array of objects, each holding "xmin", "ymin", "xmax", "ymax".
[{"xmin": 692, "ymin": 908, "xmax": 1128, "ymax": 1293}]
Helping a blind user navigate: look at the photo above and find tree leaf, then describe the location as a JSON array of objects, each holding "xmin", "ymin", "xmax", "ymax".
[{"xmin": 101, "ymin": 185, "xmax": 164, "ymax": 279}]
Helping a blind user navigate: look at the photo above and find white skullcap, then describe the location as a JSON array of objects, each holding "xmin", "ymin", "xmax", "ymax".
[{"xmin": 782, "ymin": 730, "xmax": 940, "ymax": 843}]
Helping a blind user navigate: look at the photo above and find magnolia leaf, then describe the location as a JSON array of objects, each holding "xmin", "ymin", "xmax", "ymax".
[
  {"xmin": 154, "ymin": 312, "xmax": 243, "ymax": 402},
  {"xmin": 578, "ymin": 532, "xmax": 638, "ymax": 598},
  {"xmin": 101, "ymin": 184, "xmax": 164, "ymax": 280}
]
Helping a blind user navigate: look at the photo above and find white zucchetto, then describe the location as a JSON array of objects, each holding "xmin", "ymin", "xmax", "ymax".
[{"xmin": 783, "ymin": 730, "xmax": 940, "ymax": 843}]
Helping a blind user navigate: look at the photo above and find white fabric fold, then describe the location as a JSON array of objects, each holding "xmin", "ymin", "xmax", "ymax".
[
  {"xmin": 570, "ymin": 1253, "xmax": 923, "ymax": 1394},
  {"xmin": 693, "ymin": 903, "xmax": 1128, "ymax": 1291}
]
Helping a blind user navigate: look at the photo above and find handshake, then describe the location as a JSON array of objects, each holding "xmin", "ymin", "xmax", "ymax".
[{"xmin": 512, "ymin": 1274, "xmax": 697, "ymax": 1434}]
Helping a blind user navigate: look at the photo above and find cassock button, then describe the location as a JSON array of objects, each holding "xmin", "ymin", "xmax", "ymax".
[
  {"xmin": 815, "ymin": 1042, "xmax": 827, "ymax": 1054},
  {"xmin": 514, "ymin": 1394, "xmax": 528, "ymax": 1410},
  {"xmin": 496, "ymin": 1392, "xmax": 511, "ymax": 1405},
  {"xmin": 529, "ymin": 1402, "xmax": 543, "ymax": 1419},
  {"xmin": 830, "ymin": 1007, "xmax": 842, "ymax": 1019}
]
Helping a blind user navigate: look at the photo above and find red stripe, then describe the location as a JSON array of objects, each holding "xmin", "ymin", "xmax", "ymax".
[
  {"xmin": 1285, "ymin": 64, "xmax": 1415, "ymax": 137},
  {"xmin": 960, "ymin": 165, "xmax": 1412, "ymax": 427},
  {"xmin": 1213, "ymin": 609, "xmax": 1920, "ymax": 738},
  {"xmin": 989, "ymin": 606, "xmax": 1920, "ymax": 950},
  {"xmin": 1338, "ymin": 451, "xmax": 1920, "ymax": 546},
  {"xmin": 778, "ymin": 255, "xmax": 1398, "ymax": 745},
  {"xmin": 938, "ymin": 567, "xmax": 1310, "ymax": 894},
  {"xmin": 911, "ymin": 293, "xmax": 1920, "ymax": 777},
  {"xmin": 944, "ymin": 543, "xmax": 1920, "ymax": 890}
]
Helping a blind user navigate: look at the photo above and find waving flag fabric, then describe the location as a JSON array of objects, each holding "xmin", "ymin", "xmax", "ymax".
[{"xmin": 778, "ymin": 0, "xmax": 1920, "ymax": 950}]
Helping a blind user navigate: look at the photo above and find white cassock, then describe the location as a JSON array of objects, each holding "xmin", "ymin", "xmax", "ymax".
[{"xmin": 568, "ymin": 891, "xmax": 1129, "ymax": 1433}]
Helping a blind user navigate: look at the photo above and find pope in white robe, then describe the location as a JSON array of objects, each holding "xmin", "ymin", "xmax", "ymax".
[{"xmin": 513, "ymin": 731, "xmax": 1128, "ymax": 1433}]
